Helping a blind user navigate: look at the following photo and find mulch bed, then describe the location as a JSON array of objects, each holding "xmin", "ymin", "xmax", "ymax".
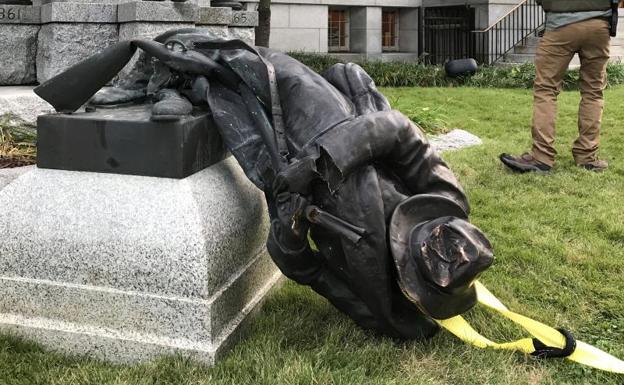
[{"xmin": 0, "ymin": 156, "xmax": 36, "ymax": 169}]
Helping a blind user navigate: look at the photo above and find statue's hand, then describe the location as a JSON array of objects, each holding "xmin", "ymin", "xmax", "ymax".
[{"xmin": 275, "ymin": 192, "xmax": 310, "ymax": 251}]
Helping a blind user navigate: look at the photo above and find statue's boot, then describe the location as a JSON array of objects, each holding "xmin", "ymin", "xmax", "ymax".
[
  {"xmin": 89, "ymin": 87, "xmax": 146, "ymax": 107},
  {"xmin": 151, "ymin": 88, "xmax": 193, "ymax": 121}
]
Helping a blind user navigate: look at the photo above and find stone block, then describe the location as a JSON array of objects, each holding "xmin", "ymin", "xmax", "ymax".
[
  {"xmin": 349, "ymin": 28, "xmax": 366, "ymax": 53},
  {"xmin": 40, "ymin": 2, "xmax": 117, "ymax": 23},
  {"xmin": 365, "ymin": 28, "xmax": 382, "ymax": 54},
  {"xmin": 36, "ymin": 23, "xmax": 119, "ymax": 83},
  {"xmin": 228, "ymin": 26, "xmax": 254, "ymax": 45},
  {"xmin": 349, "ymin": 6, "xmax": 367, "ymax": 31},
  {"xmin": 229, "ymin": 11, "xmax": 257, "ymax": 27},
  {"xmin": 350, "ymin": 28, "xmax": 382, "ymax": 55},
  {"xmin": 196, "ymin": 24, "xmax": 229, "ymax": 39},
  {"xmin": 0, "ymin": 24, "xmax": 39, "ymax": 85},
  {"xmin": 41, "ymin": 0, "xmax": 123, "ymax": 4},
  {"xmin": 118, "ymin": 21, "xmax": 195, "ymax": 40},
  {"xmin": 380, "ymin": 52, "xmax": 419, "ymax": 62},
  {"xmin": 118, "ymin": 1, "xmax": 198, "ymax": 23},
  {"xmin": 37, "ymin": 106, "xmax": 227, "ymax": 178},
  {"xmin": 0, "ymin": 158, "xmax": 282, "ymax": 364},
  {"xmin": 0, "ymin": 4, "xmax": 40, "ymax": 24},
  {"xmin": 197, "ymin": 6, "xmax": 231, "ymax": 25},
  {"xmin": 318, "ymin": 26, "xmax": 328, "ymax": 52},
  {"xmin": 399, "ymin": 8, "xmax": 418, "ymax": 53}
]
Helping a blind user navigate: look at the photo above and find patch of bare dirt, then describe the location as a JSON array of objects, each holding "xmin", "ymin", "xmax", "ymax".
[{"xmin": 0, "ymin": 156, "xmax": 36, "ymax": 169}]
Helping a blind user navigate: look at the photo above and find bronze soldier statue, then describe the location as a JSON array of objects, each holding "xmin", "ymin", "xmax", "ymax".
[{"xmin": 35, "ymin": 29, "xmax": 494, "ymax": 339}]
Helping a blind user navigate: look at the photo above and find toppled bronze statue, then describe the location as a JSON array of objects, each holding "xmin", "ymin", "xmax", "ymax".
[{"xmin": 35, "ymin": 29, "xmax": 494, "ymax": 340}]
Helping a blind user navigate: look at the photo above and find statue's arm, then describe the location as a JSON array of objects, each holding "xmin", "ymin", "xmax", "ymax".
[
  {"xmin": 314, "ymin": 111, "xmax": 470, "ymax": 214},
  {"xmin": 266, "ymin": 221, "xmax": 379, "ymax": 330}
]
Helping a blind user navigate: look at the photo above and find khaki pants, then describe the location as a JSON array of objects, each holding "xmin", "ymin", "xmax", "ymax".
[{"xmin": 531, "ymin": 18, "xmax": 611, "ymax": 167}]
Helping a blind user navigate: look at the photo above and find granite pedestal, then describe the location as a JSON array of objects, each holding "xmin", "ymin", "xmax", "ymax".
[
  {"xmin": 0, "ymin": 158, "xmax": 280, "ymax": 364},
  {"xmin": 0, "ymin": 101, "xmax": 281, "ymax": 363},
  {"xmin": 118, "ymin": 1, "xmax": 198, "ymax": 78},
  {"xmin": 36, "ymin": 2, "xmax": 119, "ymax": 83}
]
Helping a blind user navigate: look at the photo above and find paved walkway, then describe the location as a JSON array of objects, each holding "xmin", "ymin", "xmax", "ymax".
[{"xmin": 0, "ymin": 86, "xmax": 53, "ymax": 125}]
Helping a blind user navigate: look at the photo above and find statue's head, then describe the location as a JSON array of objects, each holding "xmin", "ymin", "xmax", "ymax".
[{"xmin": 389, "ymin": 195, "xmax": 494, "ymax": 320}]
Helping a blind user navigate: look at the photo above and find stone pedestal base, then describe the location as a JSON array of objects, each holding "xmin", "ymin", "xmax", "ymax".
[
  {"xmin": 0, "ymin": 159, "xmax": 281, "ymax": 364},
  {"xmin": 0, "ymin": 5, "xmax": 40, "ymax": 85},
  {"xmin": 37, "ymin": 106, "xmax": 227, "ymax": 178},
  {"xmin": 196, "ymin": 7, "xmax": 256, "ymax": 44},
  {"xmin": 36, "ymin": 23, "xmax": 119, "ymax": 83},
  {"xmin": 36, "ymin": 2, "xmax": 119, "ymax": 83},
  {"xmin": 228, "ymin": 26, "xmax": 254, "ymax": 45},
  {"xmin": 118, "ymin": 1, "xmax": 198, "ymax": 78}
]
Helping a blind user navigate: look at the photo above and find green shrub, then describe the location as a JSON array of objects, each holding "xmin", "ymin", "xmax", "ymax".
[{"xmin": 288, "ymin": 52, "xmax": 624, "ymax": 90}]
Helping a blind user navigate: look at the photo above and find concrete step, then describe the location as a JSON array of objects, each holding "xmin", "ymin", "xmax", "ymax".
[
  {"xmin": 503, "ymin": 53, "xmax": 581, "ymax": 67},
  {"xmin": 502, "ymin": 53, "xmax": 551, "ymax": 64},
  {"xmin": 513, "ymin": 45, "xmax": 538, "ymax": 54},
  {"xmin": 518, "ymin": 36, "xmax": 624, "ymax": 49},
  {"xmin": 514, "ymin": 44, "xmax": 624, "ymax": 55},
  {"xmin": 522, "ymin": 36, "xmax": 541, "ymax": 47},
  {"xmin": 502, "ymin": 52, "xmax": 624, "ymax": 66}
]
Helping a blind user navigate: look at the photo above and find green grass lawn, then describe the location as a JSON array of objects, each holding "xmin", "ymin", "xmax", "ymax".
[{"xmin": 2, "ymin": 87, "xmax": 624, "ymax": 385}]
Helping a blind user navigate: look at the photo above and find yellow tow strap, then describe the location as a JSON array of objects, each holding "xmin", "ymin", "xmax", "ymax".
[
  {"xmin": 437, "ymin": 281, "xmax": 624, "ymax": 374},
  {"xmin": 308, "ymin": 236, "xmax": 622, "ymax": 372}
]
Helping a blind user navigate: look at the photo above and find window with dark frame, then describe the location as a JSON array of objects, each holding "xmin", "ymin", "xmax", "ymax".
[
  {"xmin": 382, "ymin": 9, "xmax": 399, "ymax": 51},
  {"xmin": 328, "ymin": 9, "xmax": 349, "ymax": 52}
]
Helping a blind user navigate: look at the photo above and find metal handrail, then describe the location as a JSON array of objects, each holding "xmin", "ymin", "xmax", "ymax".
[
  {"xmin": 476, "ymin": 0, "xmax": 534, "ymax": 33},
  {"xmin": 472, "ymin": 0, "xmax": 546, "ymax": 64}
]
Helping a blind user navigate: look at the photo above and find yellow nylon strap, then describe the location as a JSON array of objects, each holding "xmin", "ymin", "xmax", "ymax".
[{"xmin": 436, "ymin": 281, "xmax": 624, "ymax": 374}]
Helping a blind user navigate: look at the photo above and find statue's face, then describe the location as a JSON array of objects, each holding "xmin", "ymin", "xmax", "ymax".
[{"xmin": 416, "ymin": 217, "xmax": 493, "ymax": 292}]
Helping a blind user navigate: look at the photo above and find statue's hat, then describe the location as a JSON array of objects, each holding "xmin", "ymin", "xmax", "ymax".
[{"xmin": 389, "ymin": 194, "xmax": 494, "ymax": 320}]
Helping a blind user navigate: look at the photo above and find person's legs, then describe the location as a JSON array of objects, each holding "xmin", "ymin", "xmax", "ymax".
[
  {"xmin": 530, "ymin": 27, "xmax": 578, "ymax": 167},
  {"xmin": 575, "ymin": 18, "xmax": 610, "ymax": 170},
  {"xmin": 500, "ymin": 25, "xmax": 577, "ymax": 173}
]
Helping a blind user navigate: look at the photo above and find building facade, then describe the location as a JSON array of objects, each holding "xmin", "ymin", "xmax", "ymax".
[{"xmin": 246, "ymin": 0, "xmax": 523, "ymax": 62}]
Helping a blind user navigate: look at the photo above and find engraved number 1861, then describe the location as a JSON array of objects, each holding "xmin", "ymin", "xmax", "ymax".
[{"xmin": 0, "ymin": 7, "xmax": 22, "ymax": 21}]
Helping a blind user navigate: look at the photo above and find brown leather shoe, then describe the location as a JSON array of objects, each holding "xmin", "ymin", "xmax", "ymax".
[
  {"xmin": 578, "ymin": 159, "xmax": 608, "ymax": 172},
  {"xmin": 499, "ymin": 153, "xmax": 552, "ymax": 173}
]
